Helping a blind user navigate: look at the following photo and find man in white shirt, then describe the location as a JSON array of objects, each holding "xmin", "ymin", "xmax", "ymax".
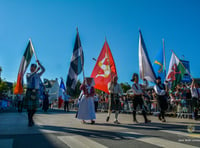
[
  {"xmin": 190, "ymin": 79, "xmax": 200, "ymax": 120},
  {"xmin": 106, "ymin": 75, "xmax": 123, "ymax": 124},
  {"xmin": 130, "ymin": 73, "xmax": 151, "ymax": 123},
  {"xmin": 154, "ymin": 76, "xmax": 168, "ymax": 122}
]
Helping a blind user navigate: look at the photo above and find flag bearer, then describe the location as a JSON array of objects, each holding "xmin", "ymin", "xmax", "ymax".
[
  {"xmin": 154, "ymin": 76, "xmax": 168, "ymax": 122},
  {"xmin": 130, "ymin": 73, "xmax": 151, "ymax": 123},
  {"xmin": 24, "ymin": 60, "xmax": 45, "ymax": 127}
]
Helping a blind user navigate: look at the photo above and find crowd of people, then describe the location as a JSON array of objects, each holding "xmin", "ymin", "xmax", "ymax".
[{"xmin": 8, "ymin": 61, "xmax": 200, "ymax": 126}]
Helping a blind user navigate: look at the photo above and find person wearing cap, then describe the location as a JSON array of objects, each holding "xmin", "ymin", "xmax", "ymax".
[
  {"xmin": 106, "ymin": 75, "xmax": 123, "ymax": 124},
  {"xmin": 190, "ymin": 79, "xmax": 200, "ymax": 120},
  {"xmin": 154, "ymin": 76, "xmax": 168, "ymax": 122},
  {"xmin": 77, "ymin": 77, "xmax": 96, "ymax": 124},
  {"xmin": 23, "ymin": 60, "xmax": 45, "ymax": 127},
  {"xmin": 130, "ymin": 73, "xmax": 151, "ymax": 123}
]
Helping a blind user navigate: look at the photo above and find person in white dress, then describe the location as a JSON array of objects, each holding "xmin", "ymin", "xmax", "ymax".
[{"xmin": 77, "ymin": 77, "xmax": 96, "ymax": 124}]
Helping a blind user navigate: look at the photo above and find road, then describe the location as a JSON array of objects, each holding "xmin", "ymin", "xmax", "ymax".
[{"xmin": 0, "ymin": 110, "xmax": 200, "ymax": 148}]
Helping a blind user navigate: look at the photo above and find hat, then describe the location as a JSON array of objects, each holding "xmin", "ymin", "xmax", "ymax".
[{"xmin": 131, "ymin": 73, "xmax": 138, "ymax": 82}]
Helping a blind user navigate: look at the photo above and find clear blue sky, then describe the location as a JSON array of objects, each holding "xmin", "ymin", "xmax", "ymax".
[{"xmin": 0, "ymin": 0, "xmax": 200, "ymax": 84}]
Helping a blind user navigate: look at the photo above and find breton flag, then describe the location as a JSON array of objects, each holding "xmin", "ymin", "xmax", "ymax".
[
  {"xmin": 14, "ymin": 40, "xmax": 34, "ymax": 94},
  {"xmin": 139, "ymin": 30, "xmax": 156, "ymax": 82},
  {"xmin": 66, "ymin": 29, "xmax": 84, "ymax": 90},
  {"xmin": 166, "ymin": 51, "xmax": 187, "ymax": 90},
  {"xmin": 91, "ymin": 40, "xmax": 117, "ymax": 94},
  {"xmin": 153, "ymin": 40, "xmax": 166, "ymax": 83},
  {"xmin": 58, "ymin": 79, "xmax": 66, "ymax": 108}
]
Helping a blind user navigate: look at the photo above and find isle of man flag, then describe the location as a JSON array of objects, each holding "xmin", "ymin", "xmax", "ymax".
[{"xmin": 91, "ymin": 40, "xmax": 117, "ymax": 94}]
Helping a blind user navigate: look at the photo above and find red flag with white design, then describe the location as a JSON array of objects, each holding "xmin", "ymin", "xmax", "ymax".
[{"xmin": 91, "ymin": 40, "xmax": 117, "ymax": 94}]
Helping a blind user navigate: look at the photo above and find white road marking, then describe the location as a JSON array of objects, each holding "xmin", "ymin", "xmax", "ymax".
[{"xmin": 57, "ymin": 135, "xmax": 108, "ymax": 148}]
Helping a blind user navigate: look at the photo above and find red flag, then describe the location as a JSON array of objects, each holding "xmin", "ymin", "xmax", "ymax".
[{"xmin": 91, "ymin": 40, "xmax": 117, "ymax": 94}]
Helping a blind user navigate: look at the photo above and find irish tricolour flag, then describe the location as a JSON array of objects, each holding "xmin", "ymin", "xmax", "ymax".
[
  {"xmin": 14, "ymin": 40, "xmax": 34, "ymax": 94},
  {"xmin": 166, "ymin": 52, "xmax": 187, "ymax": 90}
]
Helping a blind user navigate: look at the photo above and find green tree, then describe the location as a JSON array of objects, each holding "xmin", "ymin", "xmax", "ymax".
[
  {"xmin": 0, "ymin": 80, "xmax": 9, "ymax": 97},
  {"xmin": 120, "ymin": 82, "xmax": 131, "ymax": 93}
]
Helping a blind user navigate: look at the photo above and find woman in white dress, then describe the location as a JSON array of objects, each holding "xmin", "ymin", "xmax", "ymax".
[{"xmin": 77, "ymin": 77, "xmax": 96, "ymax": 124}]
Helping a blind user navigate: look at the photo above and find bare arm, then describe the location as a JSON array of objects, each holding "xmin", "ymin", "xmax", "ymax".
[{"xmin": 37, "ymin": 60, "xmax": 45, "ymax": 76}]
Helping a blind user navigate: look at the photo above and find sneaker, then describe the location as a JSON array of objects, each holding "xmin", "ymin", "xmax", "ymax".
[
  {"xmin": 162, "ymin": 119, "xmax": 166, "ymax": 122},
  {"xmin": 114, "ymin": 120, "xmax": 120, "ymax": 124},
  {"xmin": 106, "ymin": 116, "xmax": 110, "ymax": 122},
  {"xmin": 91, "ymin": 120, "xmax": 95, "ymax": 124}
]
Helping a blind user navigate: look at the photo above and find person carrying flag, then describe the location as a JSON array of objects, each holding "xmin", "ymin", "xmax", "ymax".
[
  {"xmin": 130, "ymin": 73, "xmax": 151, "ymax": 123},
  {"xmin": 23, "ymin": 60, "xmax": 45, "ymax": 127},
  {"xmin": 106, "ymin": 75, "xmax": 123, "ymax": 124},
  {"xmin": 154, "ymin": 76, "xmax": 168, "ymax": 122}
]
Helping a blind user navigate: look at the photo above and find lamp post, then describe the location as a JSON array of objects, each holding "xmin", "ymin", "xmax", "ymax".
[{"xmin": 92, "ymin": 58, "xmax": 97, "ymax": 61}]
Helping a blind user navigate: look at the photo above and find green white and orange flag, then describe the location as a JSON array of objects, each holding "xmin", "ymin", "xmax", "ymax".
[
  {"xmin": 166, "ymin": 51, "xmax": 187, "ymax": 90},
  {"xmin": 14, "ymin": 40, "xmax": 35, "ymax": 94}
]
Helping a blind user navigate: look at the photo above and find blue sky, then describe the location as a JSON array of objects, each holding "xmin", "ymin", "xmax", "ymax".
[{"xmin": 0, "ymin": 0, "xmax": 200, "ymax": 84}]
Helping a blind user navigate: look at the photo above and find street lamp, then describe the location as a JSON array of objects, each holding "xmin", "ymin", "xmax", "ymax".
[{"xmin": 92, "ymin": 58, "xmax": 97, "ymax": 61}]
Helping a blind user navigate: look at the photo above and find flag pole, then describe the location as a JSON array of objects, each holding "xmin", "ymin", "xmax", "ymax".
[
  {"xmin": 171, "ymin": 50, "xmax": 193, "ymax": 80},
  {"xmin": 76, "ymin": 27, "xmax": 85, "ymax": 83},
  {"xmin": 163, "ymin": 39, "xmax": 166, "ymax": 77}
]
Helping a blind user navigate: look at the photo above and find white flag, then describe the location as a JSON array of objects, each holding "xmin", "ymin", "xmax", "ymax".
[{"xmin": 139, "ymin": 30, "xmax": 156, "ymax": 82}]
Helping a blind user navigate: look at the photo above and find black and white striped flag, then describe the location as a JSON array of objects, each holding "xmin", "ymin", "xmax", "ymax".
[{"xmin": 66, "ymin": 30, "xmax": 84, "ymax": 89}]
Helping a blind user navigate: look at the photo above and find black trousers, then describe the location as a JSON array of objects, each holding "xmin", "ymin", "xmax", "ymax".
[
  {"xmin": 64, "ymin": 101, "xmax": 69, "ymax": 111},
  {"xmin": 157, "ymin": 96, "xmax": 168, "ymax": 119},
  {"xmin": 132, "ymin": 96, "xmax": 148, "ymax": 121},
  {"xmin": 27, "ymin": 109, "xmax": 36, "ymax": 123}
]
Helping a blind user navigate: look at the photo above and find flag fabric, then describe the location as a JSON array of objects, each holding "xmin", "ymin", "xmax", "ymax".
[
  {"xmin": 14, "ymin": 40, "xmax": 34, "ymax": 94},
  {"xmin": 91, "ymin": 40, "xmax": 117, "ymax": 94},
  {"xmin": 58, "ymin": 79, "xmax": 66, "ymax": 108},
  {"xmin": 66, "ymin": 30, "xmax": 84, "ymax": 90},
  {"xmin": 139, "ymin": 30, "xmax": 156, "ymax": 82},
  {"xmin": 47, "ymin": 79, "xmax": 59, "ymax": 103},
  {"xmin": 166, "ymin": 52, "xmax": 187, "ymax": 90},
  {"xmin": 153, "ymin": 47, "xmax": 166, "ymax": 82}
]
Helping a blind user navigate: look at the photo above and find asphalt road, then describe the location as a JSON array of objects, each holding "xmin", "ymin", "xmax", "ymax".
[{"xmin": 0, "ymin": 110, "xmax": 200, "ymax": 148}]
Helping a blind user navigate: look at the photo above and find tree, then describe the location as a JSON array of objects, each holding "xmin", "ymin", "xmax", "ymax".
[
  {"xmin": 0, "ymin": 80, "xmax": 9, "ymax": 98},
  {"xmin": 120, "ymin": 82, "xmax": 131, "ymax": 93}
]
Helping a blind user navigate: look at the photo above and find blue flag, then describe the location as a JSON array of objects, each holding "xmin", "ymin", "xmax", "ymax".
[
  {"xmin": 66, "ymin": 29, "xmax": 84, "ymax": 89},
  {"xmin": 153, "ymin": 47, "xmax": 165, "ymax": 82}
]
